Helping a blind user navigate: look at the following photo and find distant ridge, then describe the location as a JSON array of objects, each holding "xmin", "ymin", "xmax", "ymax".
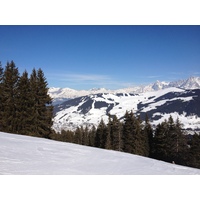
[{"xmin": 49, "ymin": 76, "xmax": 200, "ymax": 104}]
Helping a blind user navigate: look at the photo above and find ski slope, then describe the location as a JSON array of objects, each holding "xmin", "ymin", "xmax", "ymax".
[{"xmin": 0, "ymin": 132, "xmax": 200, "ymax": 175}]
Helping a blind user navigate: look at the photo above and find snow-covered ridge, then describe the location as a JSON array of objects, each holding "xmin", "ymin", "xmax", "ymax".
[
  {"xmin": 49, "ymin": 76, "xmax": 200, "ymax": 104},
  {"xmin": 1, "ymin": 131, "xmax": 200, "ymax": 175},
  {"xmin": 53, "ymin": 87, "xmax": 200, "ymax": 132}
]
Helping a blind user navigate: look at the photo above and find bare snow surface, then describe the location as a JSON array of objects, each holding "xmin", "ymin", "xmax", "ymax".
[{"xmin": 1, "ymin": 132, "xmax": 200, "ymax": 175}]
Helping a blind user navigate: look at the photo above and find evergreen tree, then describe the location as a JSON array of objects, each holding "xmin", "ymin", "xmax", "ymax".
[
  {"xmin": 88, "ymin": 125, "xmax": 96, "ymax": 147},
  {"xmin": 60, "ymin": 129, "xmax": 74, "ymax": 143},
  {"xmin": 0, "ymin": 62, "xmax": 4, "ymax": 131},
  {"xmin": 173, "ymin": 118, "xmax": 188, "ymax": 165},
  {"xmin": 111, "ymin": 115, "xmax": 122, "ymax": 151},
  {"xmin": 132, "ymin": 115, "xmax": 144, "ymax": 156},
  {"xmin": 82, "ymin": 126, "xmax": 89, "ymax": 146},
  {"xmin": 74, "ymin": 127, "xmax": 82, "ymax": 144},
  {"xmin": 105, "ymin": 116, "xmax": 112, "ymax": 150},
  {"xmin": 122, "ymin": 111, "xmax": 135, "ymax": 153},
  {"xmin": 29, "ymin": 68, "xmax": 53, "ymax": 138},
  {"xmin": 16, "ymin": 70, "xmax": 32, "ymax": 135},
  {"xmin": 95, "ymin": 119, "xmax": 107, "ymax": 148},
  {"xmin": 36, "ymin": 68, "xmax": 53, "ymax": 138},
  {"xmin": 152, "ymin": 116, "xmax": 188, "ymax": 164},
  {"xmin": 187, "ymin": 133, "xmax": 200, "ymax": 169},
  {"xmin": 143, "ymin": 114, "xmax": 153, "ymax": 157},
  {"xmin": 151, "ymin": 120, "xmax": 169, "ymax": 161},
  {"xmin": 1, "ymin": 61, "xmax": 19, "ymax": 133}
]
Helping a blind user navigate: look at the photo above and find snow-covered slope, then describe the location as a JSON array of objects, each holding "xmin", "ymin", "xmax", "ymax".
[
  {"xmin": 0, "ymin": 132, "xmax": 200, "ymax": 175},
  {"xmin": 53, "ymin": 88, "xmax": 200, "ymax": 132},
  {"xmin": 49, "ymin": 76, "xmax": 200, "ymax": 104}
]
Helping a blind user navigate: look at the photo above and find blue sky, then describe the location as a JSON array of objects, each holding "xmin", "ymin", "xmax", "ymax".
[{"xmin": 0, "ymin": 25, "xmax": 200, "ymax": 90}]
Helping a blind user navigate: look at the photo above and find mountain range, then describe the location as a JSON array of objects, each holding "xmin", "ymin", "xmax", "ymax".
[
  {"xmin": 52, "ymin": 87, "xmax": 200, "ymax": 133},
  {"xmin": 49, "ymin": 76, "xmax": 200, "ymax": 104}
]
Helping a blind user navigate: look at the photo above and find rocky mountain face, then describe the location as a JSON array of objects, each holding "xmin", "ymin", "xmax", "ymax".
[{"xmin": 52, "ymin": 87, "xmax": 200, "ymax": 132}]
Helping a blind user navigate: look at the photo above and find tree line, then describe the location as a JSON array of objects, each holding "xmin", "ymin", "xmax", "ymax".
[
  {"xmin": 0, "ymin": 61, "xmax": 54, "ymax": 138},
  {"xmin": 51, "ymin": 112, "xmax": 200, "ymax": 169}
]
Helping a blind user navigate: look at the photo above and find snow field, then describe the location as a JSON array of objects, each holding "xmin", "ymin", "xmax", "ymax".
[{"xmin": 1, "ymin": 132, "xmax": 200, "ymax": 175}]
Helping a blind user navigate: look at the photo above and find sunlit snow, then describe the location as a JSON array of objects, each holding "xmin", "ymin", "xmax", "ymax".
[{"xmin": 0, "ymin": 132, "xmax": 200, "ymax": 175}]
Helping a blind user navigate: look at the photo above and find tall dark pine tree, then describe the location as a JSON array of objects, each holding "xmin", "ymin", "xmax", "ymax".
[
  {"xmin": 36, "ymin": 68, "xmax": 53, "ymax": 138},
  {"xmin": 82, "ymin": 126, "xmax": 89, "ymax": 146},
  {"xmin": 173, "ymin": 118, "xmax": 188, "ymax": 165},
  {"xmin": 29, "ymin": 68, "xmax": 39, "ymax": 136},
  {"xmin": 95, "ymin": 119, "xmax": 107, "ymax": 148},
  {"xmin": 1, "ymin": 61, "xmax": 19, "ymax": 133},
  {"xmin": 105, "ymin": 116, "xmax": 112, "ymax": 150},
  {"xmin": 16, "ymin": 70, "xmax": 32, "ymax": 135},
  {"xmin": 29, "ymin": 68, "xmax": 53, "ymax": 138},
  {"xmin": 143, "ymin": 114, "xmax": 153, "ymax": 157},
  {"xmin": 151, "ymin": 120, "xmax": 169, "ymax": 161},
  {"xmin": 0, "ymin": 62, "xmax": 4, "ymax": 131},
  {"xmin": 88, "ymin": 125, "xmax": 96, "ymax": 147},
  {"xmin": 187, "ymin": 133, "xmax": 200, "ymax": 169},
  {"xmin": 111, "ymin": 115, "xmax": 122, "ymax": 151},
  {"xmin": 122, "ymin": 111, "xmax": 135, "ymax": 154},
  {"xmin": 132, "ymin": 115, "xmax": 144, "ymax": 156},
  {"xmin": 74, "ymin": 127, "xmax": 82, "ymax": 144}
]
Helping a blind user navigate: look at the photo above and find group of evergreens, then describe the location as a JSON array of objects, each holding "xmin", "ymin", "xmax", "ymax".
[
  {"xmin": 51, "ymin": 112, "xmax": 200, "ymax": 169},
  {"xmin": 0, "ymin": 61, "xmax": 54, "ymax": 138}
]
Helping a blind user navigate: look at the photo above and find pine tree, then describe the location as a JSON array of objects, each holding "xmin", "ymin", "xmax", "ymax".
[
  {"xmin": 173, "ymin": 118, "xmax": 188, "ymax": 165},
  {"xmin": 187, "ymin": 133, "xmax": 200, "ymax": 169},
  {"xmin": 88, "ymin": 125, "xmax": 96, "ymax": 147},
  {"xmin": 60, "ymin": 129, "xmax": 74, "ymax": 143},
  {"xmin": 111, "ymin": 115, "xmax": 122, "ymax": 151},
  {"xmin": 122, "ymin": 111, "xmax": 135, "ymax": 153},
  {"xmin": 16, "ymin": 70, "xmax": 32, "ymax": 135},
  {"xmin": 105, "ymin": 116, "xmax": 112, "ymax": 150},
  {"xmin": 74, "ymin": 127, "xmax": 82, "ymax": 144},
  {"xmin": 151, "ymin": 120, "xmax": 168, "ymax": 161},
  {"xmin": 142, "ymin": 114, "xmax": 153, "ymax": 157},
  {"xmin": 132, "ymin": 115, "xmax": 144, "ymax": 156},
  {"xmin": 95, "ymin": 119, "xmax": 107, "ymax": 148},
  {"xmin": 0, "ymin": 62, "xmax": 4, "ymax": 131},
  {"xmin": 29, "ymin": 68, "xmax": 53, "ymax": 138},
  {"xmin": 36, "ymin": 68, "xmax": 53, "ymax": 138},
  {"xmin": 82, "ymin": 126, "xmax": 89, "ymax": 146},
  {"xmin": 1, "ymin": 61, "xmax": 20, "ymax": 133}
]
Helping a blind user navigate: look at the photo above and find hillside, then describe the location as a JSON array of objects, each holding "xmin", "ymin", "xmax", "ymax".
[
  {"xmin": 0, "ymin": 132, "xmax": 200, "ymax": 175},
  {"xmin": 53, "ymin": 87, "xmax": 200, "ymax": 132}
]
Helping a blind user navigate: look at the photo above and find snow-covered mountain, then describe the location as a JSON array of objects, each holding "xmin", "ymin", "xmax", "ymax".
[
  {"xmin": 49, "ymin": 76, "xmax": 200, "ymax": 104},
  {"xmin": 53, "ymin": 87, "xmax": 200, "ymax": 132},
  {"xmin": 1, "ymin": 131, "xmax": 200, "ymax": 175}
]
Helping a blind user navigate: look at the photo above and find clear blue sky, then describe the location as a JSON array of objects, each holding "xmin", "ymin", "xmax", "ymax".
[{"xmin": 0, "ymin": 25, "xmax": 200, "ymax": 90}]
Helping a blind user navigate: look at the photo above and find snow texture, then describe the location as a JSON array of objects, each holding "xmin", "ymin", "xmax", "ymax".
[{"xmin": 1, "ymin": 132, "xmax": 200, "ymax": 175}]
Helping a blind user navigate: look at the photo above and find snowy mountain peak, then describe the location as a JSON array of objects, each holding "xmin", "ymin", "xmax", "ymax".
[
  {"xmin": 152, "ymin": 80, "xmax": 169, "ymax": 90},
  {"xmin": 48, "ymin": 76, "xmax": 200, "ymax": 104},
  {"xmin": 180, "ymin": 76, "xmax": 200, "ymax": 89}
]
